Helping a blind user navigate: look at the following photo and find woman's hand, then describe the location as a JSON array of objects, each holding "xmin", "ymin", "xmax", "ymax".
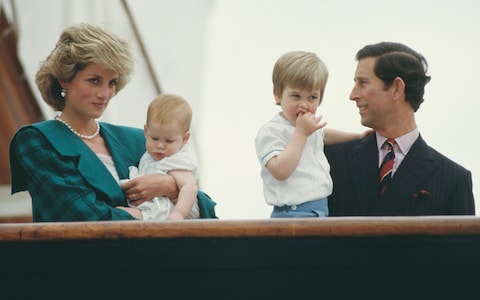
[{"xmin": 121, "ymin": 173, "xmax": 178, "ymax": 206}]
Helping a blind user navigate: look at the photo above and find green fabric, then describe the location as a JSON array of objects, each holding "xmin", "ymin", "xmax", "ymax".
[
  {"xmin": 10, "ymin": 121, "xmax": 143, "ymax": 221},
  {"xmin": 197, "ymin": 191, "xmax": 218, "ymax": 219},
  {"xmin": 10, "ymin": 120, "xmax": 217, "ymax": 221}
]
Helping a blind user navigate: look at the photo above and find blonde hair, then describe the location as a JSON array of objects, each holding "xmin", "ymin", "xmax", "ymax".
[
  {"xmin": 146, "ymin": 94, "xmax": 192, "ymax": 133},
  {"xmin": 272, "ymin": 51, "xmax": 329, "ymax": 102},
  {"xmin": 35, "ymin": 23, "xmax": 135, "ymax": 111}
]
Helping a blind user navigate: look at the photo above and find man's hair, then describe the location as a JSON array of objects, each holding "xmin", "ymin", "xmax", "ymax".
[{"xmin": 356, "ymin": 42, "xmax": 431, "ymax": 112}]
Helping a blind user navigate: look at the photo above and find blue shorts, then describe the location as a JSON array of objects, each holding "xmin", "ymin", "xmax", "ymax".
[{"xmin": 271, "ymin": 198, "xmax": 329, "ymax": 218}]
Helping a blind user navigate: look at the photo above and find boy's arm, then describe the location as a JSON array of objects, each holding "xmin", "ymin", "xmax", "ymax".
[
  {"xmin": 324, "ymin": 128, "xmax": 372, "ymax": 145},
  {"xmin": 266, "ymin": 112, "xmax": 324, "ymax": 181},
  {"xmin": 166, "ymin": 170, "xmax": 198, "ymax": 220},
  {"xmin": 266, "ymin": 129, "xmax": 308, "ymax": 181}
]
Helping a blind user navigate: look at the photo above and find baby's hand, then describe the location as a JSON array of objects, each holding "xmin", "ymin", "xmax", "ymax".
[
  {"xmin": 167, "ymin": 210, "xmax": 185, "ymax": 221},
  {"xmin": 116, "ymin": 206, "xmax": 143, "ymax": 220},
  {"xmin": 296, "ymin": 112, "xmax": 327, "ymax": 136}
]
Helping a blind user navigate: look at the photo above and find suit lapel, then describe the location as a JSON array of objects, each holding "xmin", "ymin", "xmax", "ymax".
[
  {"xmin": 374, "ymin": 136, "xmax": 437, "ymax": 215},
  {"xmin": 347, "ymin": 134, "xmax": 381, "ymax": 214}
]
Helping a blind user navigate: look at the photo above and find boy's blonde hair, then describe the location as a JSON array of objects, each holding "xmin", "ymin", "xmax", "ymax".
[
  {"xmin": 272, "ymin": 51, "xmax": 329, "ymax": 102},
  {"xmin": 147, "ymin": 93, "xmax": 192, "ymax": 133}
]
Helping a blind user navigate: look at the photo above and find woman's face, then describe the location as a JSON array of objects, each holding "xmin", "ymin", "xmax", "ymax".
[{"xmin": 61, "ymin": 63, "xmax": 119, "ymax": 119}]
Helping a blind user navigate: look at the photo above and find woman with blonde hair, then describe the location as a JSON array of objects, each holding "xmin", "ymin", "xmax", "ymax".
[{"xmin": 10, "ymin": 23, "xmax": 216, "ymax": 221}]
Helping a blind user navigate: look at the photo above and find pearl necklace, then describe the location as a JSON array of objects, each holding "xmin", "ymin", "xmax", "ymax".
[{"xmin": 55, "ymin": 116, "xmax": 100, "ymax": 140}]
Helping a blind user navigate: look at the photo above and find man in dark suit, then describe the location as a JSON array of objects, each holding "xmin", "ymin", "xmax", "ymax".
[{"xmin": 325, "ymin": 42, "xmax": 475, "ymax": 216}]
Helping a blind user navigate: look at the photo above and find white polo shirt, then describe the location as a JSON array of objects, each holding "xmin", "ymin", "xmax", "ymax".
[{"xmin": 255, "ymin": 113, "xmax": 332, "ymax": 207}]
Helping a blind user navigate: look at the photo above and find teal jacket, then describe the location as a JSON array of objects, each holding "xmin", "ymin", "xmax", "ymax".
[{"xmin": 10, "ymin": 120, "xmax": 216, "ymax": 221}]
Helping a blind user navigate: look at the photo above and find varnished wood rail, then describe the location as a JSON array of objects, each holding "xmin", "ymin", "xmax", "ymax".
[
  {"xmin": 1, "ymin": 216, "xmax": 480, "ymax": 241},
  {"xmin": 1, "ymin": 217, "xmax": 479, "ymax": 299}
]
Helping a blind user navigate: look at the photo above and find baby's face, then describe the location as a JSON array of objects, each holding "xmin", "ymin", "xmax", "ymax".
[
  {"xmin": 144, "ymin": 122, "xmax": 188, "ymax": 161},
  {"xmin": 275, "ymin": 86, "xmax": 321, "ymax": 125}
]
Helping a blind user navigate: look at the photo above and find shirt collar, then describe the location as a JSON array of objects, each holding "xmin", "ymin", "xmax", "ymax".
[{"xmin": 376, "ymin": 127, "xmax": 419, "ymax": 155}]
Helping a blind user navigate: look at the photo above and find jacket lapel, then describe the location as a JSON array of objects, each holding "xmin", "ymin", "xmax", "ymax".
[
  {"xmin": 347, "ymin": 134, "xmax": 381, "ymax": 214},
  {"xmin": 373, "ymin": 136, "xmax": 437, "ymax": 215},
  {"xmin": 100, "ymin": 123, "xmax": 139, "ymax": 181},
  {"xmin": 34, "ymin": 121, "xmax": 125, "ymax": 202}
]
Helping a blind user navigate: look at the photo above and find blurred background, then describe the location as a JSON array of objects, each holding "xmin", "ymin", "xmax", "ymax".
[{"xmin": 1, "ymin": 0, "xmax": 479, "ymax": 220}]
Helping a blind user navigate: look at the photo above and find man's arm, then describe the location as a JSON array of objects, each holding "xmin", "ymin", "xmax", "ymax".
[{"xmin": 324, "ymin": 128, "xmax": 372, "ymax": 145}]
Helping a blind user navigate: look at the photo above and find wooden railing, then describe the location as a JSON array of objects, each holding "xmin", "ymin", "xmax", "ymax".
[
  {"xmin": 1, "ymin": 216, "xmax": 480, "ymax": 240},
  {"xmin": 1, "ymin": 217, "xmax": 479, "ymax": 299}
]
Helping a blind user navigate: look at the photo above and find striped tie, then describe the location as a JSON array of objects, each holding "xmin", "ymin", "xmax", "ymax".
[{"xmin": 379, "ymin": 139, "xmax": 395, "ymax": 195}]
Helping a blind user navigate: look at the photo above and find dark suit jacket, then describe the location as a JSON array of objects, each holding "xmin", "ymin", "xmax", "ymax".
[{"xmin": 325, "ymin": 133, "xmax": 475, "ymax": 216}]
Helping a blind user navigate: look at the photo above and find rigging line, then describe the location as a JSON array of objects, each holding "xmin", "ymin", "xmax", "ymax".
[
  {"xmin": 120, "ymin": 0, "xmax": 162, "ymax": 95},
  {"xmin": 1, "ymin": 0, "xmax": 18, "ymax": 41},
  {"xmin": 120, "ymin": 1, "xmax": 203, "ymax": 190},
  {"xmin": 9, "ymin": 0, "xmax": 18, "ymax": 37}
]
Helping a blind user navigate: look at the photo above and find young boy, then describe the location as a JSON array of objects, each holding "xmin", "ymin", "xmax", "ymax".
[
  {"xmin": 124, "ymin": 93, "xmax": 199, "ymax": 220},
  {"xmin": 255, "ymin": 51, "xmax": 365, "ymax": 218}
]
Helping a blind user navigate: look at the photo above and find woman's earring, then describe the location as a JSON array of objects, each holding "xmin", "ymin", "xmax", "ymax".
[{"xmin": 60, "ymin": 89, "xmax": 67, "ymax": 98}]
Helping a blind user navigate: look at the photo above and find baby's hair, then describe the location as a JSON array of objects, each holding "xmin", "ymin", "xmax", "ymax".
[{"xmin": 147, "ymin": 93, "xmax": 192, "ymax": 133}]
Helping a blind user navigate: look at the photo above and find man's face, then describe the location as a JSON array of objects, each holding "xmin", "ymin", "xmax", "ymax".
[{"xmin": 349, "ymin": 57, "xmax": 394, "ymax": 130}]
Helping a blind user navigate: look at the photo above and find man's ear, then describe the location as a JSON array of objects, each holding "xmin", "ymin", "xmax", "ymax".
[{"xmin": 392, "ymin": 76, "xmax": 406, "ymax": 100}]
